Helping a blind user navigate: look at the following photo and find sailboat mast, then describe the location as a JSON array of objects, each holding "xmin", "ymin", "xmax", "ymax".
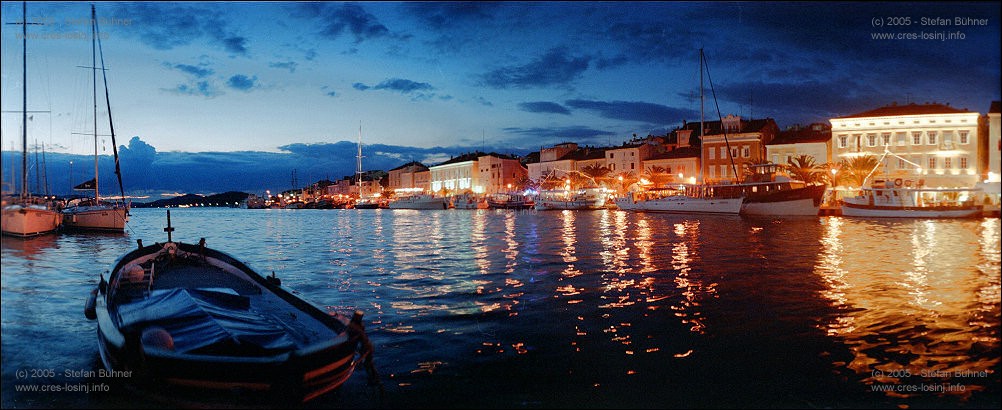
[
  {"xmin": 356, "ymin": 123, "xmax": 363, "ymax": 186},
  {"xmin": 698, "ymin": 48, "xmax": 704, "ymax": 184},
  {"xmin": 91, "ymin": 4, "xmax": 99, "ymax": 201},
  {"xmin": 21, "ymin": 2, "xmax": 27, "ymax": 198},
  {"xmin": 95, "ymin": 4, "xmax": 126, "ymax": 203}
]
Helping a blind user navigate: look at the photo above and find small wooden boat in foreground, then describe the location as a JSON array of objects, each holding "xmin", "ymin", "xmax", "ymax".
[{"xmin": 85, "ymin": 211, "xmax": 377, "ymax": 403}]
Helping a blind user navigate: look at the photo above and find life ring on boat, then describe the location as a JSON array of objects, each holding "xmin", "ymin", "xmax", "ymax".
[{"xmin": 894, "ymin": 178, "xmax": 903, "ymax": 187}]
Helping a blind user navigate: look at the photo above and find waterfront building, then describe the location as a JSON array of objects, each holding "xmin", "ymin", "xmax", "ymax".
[
  {"xmin": 605, "ymin": 138, "xmax": 655, "ymax": 177},
  {"xmin": 642, "ymin": 146, "xmax": 700, "ymax": 185},
  {"xmin": 694, "ymin": 115, "xmax": 779, "ymax": 183},
  {"xmin": 428, "ymin": 152, "xmax": 526, "ymax": 194},
  {"xmin": 766, "ymin": 123, "xmax": 833, "ymax": 168},
  {"xmin": 830, "ymin": 102, "xmax": 981, "ymax": 188},
  {"xmin": 528, "ymin": 142, "xmax": 579, "ymax": 181},
  {"xmin": 388, "ymin": 161, "xmax": 429, "ymax": 192}
]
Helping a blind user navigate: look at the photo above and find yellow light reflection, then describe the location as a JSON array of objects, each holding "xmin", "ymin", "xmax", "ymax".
[{"xmin": 814, "ymin": 217, "xmax": 1001, "ymax": 401}]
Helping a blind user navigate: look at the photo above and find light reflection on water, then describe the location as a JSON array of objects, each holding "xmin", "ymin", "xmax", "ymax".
[
  {"xmin": 1, "ymin": 208, "xmax": 998, "ymax": 409},
  {"xmin": 815, "ymin": 217, "xmax": 1001, "ymax": 402}
]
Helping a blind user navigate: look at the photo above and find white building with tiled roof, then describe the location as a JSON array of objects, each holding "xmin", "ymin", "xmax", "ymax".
[{"xmin": 830, "ymin": 102, "xmax": 981, "ymax": 188}]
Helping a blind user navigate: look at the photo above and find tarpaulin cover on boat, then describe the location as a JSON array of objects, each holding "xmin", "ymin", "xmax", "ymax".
[{"xmin": 117, "ymin": 288, "xmax": 297, "ymax": 354}]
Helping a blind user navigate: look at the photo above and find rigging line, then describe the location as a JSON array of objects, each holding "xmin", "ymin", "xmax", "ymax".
[
  {"xmin": 95, "ymin": 4, "xmax": 126, "ymax": 204},
  {"xmin": 701, "ymin": 50, "xmax": 739, "ymax": 182}
]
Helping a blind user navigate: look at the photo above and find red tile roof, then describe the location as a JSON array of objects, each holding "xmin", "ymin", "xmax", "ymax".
[{"xmin": 836, "ymin": 102, "xmax": 972, "ymax": 119}]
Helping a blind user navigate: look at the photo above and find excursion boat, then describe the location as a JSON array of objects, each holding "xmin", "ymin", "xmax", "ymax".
[
  {"xmin": 450, "ymin": 193, "xmax": 488, "ymax": 209},
  {"xmin": 615, "ymin": 184, "xmax": 744, "ymax": 214},
  {"xmin": 534, "ymin": 188, "xmax": 608, "ymax": 211},
  {"xmin": 723, "ymin": 163, "xmax": 827, "ymax": 216},
  {"xmin": 841, "ymin": 179, "xmax": 984, "ymax": 218},
  {"xmin": 84, "ymin": 211, "xmax": 377, "ymax": 403},
  {"xmin": 388, "ymin": 193, "xmax": 449, "ymax": 209},
  {"xmin": 353, "ymin": 197, "xmax": 386, "ymax": 209},
  {"xmin": 487, "ymin": 193, "xmax": 534, "ymax": 210}
]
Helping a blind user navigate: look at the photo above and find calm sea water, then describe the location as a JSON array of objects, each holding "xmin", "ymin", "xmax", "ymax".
[{"xmin": 2, "ymin": 208, "xmax": 1000, "ymax": 409}]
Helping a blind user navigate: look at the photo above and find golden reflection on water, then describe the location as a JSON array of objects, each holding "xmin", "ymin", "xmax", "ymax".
[
  {"xmin": 560, "ymin": 210, "xmax": 581, "ymax": 277},
  {"xmin": 669, "ymin": 220, "xmax": 713, "ymax": 334},
  {"xmin": 815, "ymin": 217, "xmax": 1001, "ymax": 400}
]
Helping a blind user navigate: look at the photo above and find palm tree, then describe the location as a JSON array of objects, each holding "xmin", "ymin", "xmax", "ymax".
[
  {"xmin": 819, "ymin": 162, "xmax": 841, "ymax": 187},
  {"xmin": 841, "ymin": 155, "xmax": 882, "ymax": 188},
  {"xmin": 580, "ymin": 164, "xmax": 613, "ymax": 189},
  {"xmin": 785, "ymin": 154, "xmax": 824, "ymax": 185},
  {"xmin": 642, "ymin": 166, "xmax": 672, "ymax": 187}
]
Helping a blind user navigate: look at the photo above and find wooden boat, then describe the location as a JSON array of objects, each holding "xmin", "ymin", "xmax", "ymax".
[
  {"xmin": 84, "ymin": 211, "xmax": 377, "ymax": 403},
  {"xmin": 615, "ymin": 183, "xmax": 744, "ymax": 214},
  {"xmin": 450, "ymin": 193, "xmax": 488, "ymax": 209},
  {"xmin": 722, "ymin": 163, "xmax": 827, "ymax": 216}
]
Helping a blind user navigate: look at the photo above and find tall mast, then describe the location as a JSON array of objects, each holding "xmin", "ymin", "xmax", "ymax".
[
  {"xmin": 20, "ymin": 2, "xmax": 27, "ymax": 198},
  {"xmin": 95, "ymin": 4, "xmax": 126, "ymax": 203},
  {"xmin": 356, "ymin": 122, "xmax": 363, "ymax": 188},
  {"xmin": 698, "ymin": 48, "xmax": 704, "ymax": 184},
  {"xmin": 91, "ymin": 4, "xmax": 99, "ymax": 201}
]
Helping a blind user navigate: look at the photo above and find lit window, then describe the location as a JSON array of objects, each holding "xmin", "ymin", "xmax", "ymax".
[
  {"xmin": 838, "ymin": 135, "xmax": 848, "ymax": 148},
  {"xmin": 960, "ymin": 157, "xmax": 968, "ymax": 169},
  {"xmin": 928, "ymin": 157, "xmax": 936, "ymax": 169},
  {"xmin": 882, "ymin": 133, "xmax": 891, "ymax": 145},
  {"xmin": 898, "ymin": 158, "xmax": 906, "ymax": 169},
  {"xmin": 927, "ymin": 131, "xmax": 937, "ymax": 145},
  {"xmin": 912, "ymin": 132, "xmax": 922, "ymax": 145},
  {"xmin": 867, "ymin": 134, "xmax": 877, "ymax": 147},
  {"xmin": 944, "ymin": 157, "xmax": 952, "ymax": 169},
  {"xmin": 959, "ymin": 131, "xmax": 969, "ymax": 144}
]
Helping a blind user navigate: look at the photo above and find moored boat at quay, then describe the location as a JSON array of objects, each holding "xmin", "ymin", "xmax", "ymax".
[
  {"xmin": 534, "ymin": 188, "xmax": 608, "ymax": 211},
  {"xmin": 723, "ymin": 163, "xmax": 828, "ymax": 216},
  {"xmin": 615, "ymin": 183, "xmax": 744, "ymax": 214},
  {"xmin": 388, "ymin": 193, "xmax": 449, "ymax": 210},
  {"xmin": 487, "ymin": 192, "xmax": 534, "ymax": 210},
  {"xmin": 449, "ymin": 193, "xmax": 488, "ymax": 209},
  {"xmin": 840, "ymin": 180, "xmax": 984, "ymax": 218}
]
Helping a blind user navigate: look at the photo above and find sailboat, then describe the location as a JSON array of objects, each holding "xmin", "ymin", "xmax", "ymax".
[
  {"xmin": 353, "ymin": 124, "xmax": 384, "ymax": 209},
  {"xmin": 615, "ymin": 49, "xmax": 744, "ymax": 214},
  {"xmin": 1, "ymin": 2, "xmax": 62, "ymax": 237},
  {"xmin": 62, "ymin": 5, "xmax": 129, "ymax": 232}
]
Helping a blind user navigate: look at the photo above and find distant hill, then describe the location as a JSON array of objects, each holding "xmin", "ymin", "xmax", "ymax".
[{"xmin": 132, "ymin": 191, "xmax": 250, "ymax": 208}]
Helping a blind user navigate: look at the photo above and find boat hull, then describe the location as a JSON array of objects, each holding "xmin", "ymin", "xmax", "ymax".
[
  {"xmin": 90, "ymin": 240, "xmax": 373, "ymax": 403},
  {"xmin": 615, "ymin": 196, "xmax": 743, "ymax": 214},
  {"xmin": 534, "ymin": 199, "xmax": 606, "ymax": 211},
  {"xmin": 1, "ymin": 205, "xmax": 61, "ymax": 237},
  {"xmin": 841, "ymin": 203, "xmax": 983, "ymax": 218},
  {"xmin": 388, "ymin": 196, "xmax": 449, "ymax": 209},
  {"xmin": 740, "ymin": 185, "xmax": 828, "ymax": 216},
  {"xmin": 62, "ymin": 205, "xmax": 128, "ymax": 231}
]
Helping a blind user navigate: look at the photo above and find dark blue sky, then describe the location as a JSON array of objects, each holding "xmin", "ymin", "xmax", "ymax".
[{"xmin": 2, "ymin": 2, "xmax": 999, "ymax": 196}]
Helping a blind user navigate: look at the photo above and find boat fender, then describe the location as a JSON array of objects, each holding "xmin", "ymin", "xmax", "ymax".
[
  {"xmin": 123, "ymin": 263, "xmax": 145, "ymax": 283},
  {"xmin": 267, "ymin": 272, "xmax": 281, "ymax": 286},
  {"xmin": 84, "ymin": 288, "xmax": 98, "ymax": 320},
  {"xmin": 141, "ymin": 326, "xmax": 175, "ymax": 351},
  {"xmin": 136, "ymin": 239, "xmax": 143, "ymax": 249},
  {"xmin": 894, "ymin": 178, "xmax": 903, "ymax": 187}
]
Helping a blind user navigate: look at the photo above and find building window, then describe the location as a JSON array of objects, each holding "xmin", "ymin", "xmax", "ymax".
[
  {"xmin": 709, "ymin": 149, "xmax": 715, "ymax": 160},
  {"xmin": 882, "ymin": 133, "xmax": 891, "ymax": 146},
  {"xmin": 742, "ymin": 146, "xmax": 750, "ymax": 157},
  {"xmin": 960, "ymin": 157, "xmax": 968, "ymax": 169},
  {"xmin": 928, "ymin": 157, "xmax": 936, "ymax": 169},
  {"xmin": 630, "ymin": 163, "xmax": 635, "ymax": 170},
  {"xmin": 865, "ymin": 134, "xmax": 875, "ymax": 147},
  {"xmin": 959, "ymin": 131, "xmax": 969, "ymax": 144},
  {"xmin": 838, "ymin": 135, "xmax": 848, "ymax": 148},
  {"xmin": 944, "ymin": 157, "xmax": 952, "ymax": 169},
  {"xmin": 912, "ymin": 132, "xmax": 922, "ymax": 145},
  {"xmin": 610, "ymin": 164, "xmax": 616, "ymax": 171},
  {"xmin": 610, "ymin": 153, "xmax": 615, "ymax": 159},
  {"xmin": 731, "ymin": 148, "xmax": 739, "ymax": 158},
  {"xmin": 927, "ymin": 131, "xmax": 937, "ymax": 145},
  {"xmin": 898, "ymin": 158, "xmax": 906, "ymax": 169},
  {"xmin": 721, "ymin": 147, "xmax": 727, "ymax": 158}
]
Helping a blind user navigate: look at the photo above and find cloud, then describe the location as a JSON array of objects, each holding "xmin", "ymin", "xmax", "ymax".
[
  {"xmin": 111, "ymin": 3, "xmax": 250, "ymax": 55},
  {"xmin": 479, "ymin": 47, "xmax": 591, "ymax": 89},
  {"xmin": 321, "ymin": 86, "xmax": 337, "ymax": 97},
  {"xmin": 406, "ymin": 2, "xmax": 500, "ymax": 30},
  {"xmin": 268, "ymin": 61, "xmax": 298, "ymax": 73},
  {"xmin": 226, "ymin": 75, "xmax": 257, "ymax": 91},
  {"xmin": 565, "ymin": 100, "xmax": 698, "ymax": 124},
  {"xmin": 295, "ymin": 3, "xmax": 394, "ymax": 43},
  {"xmin": 166, "ymin": 81, "xmax": 221, "ymax": 97},
  {"xmin": 519, "ymin": 101, "xmax": 571, "ymax": 115},
  {"xmin": 372, "ymin": 78, "xmax": 434, "ymax": 93},
  {"xmin": 502, "ymin": 126, "xmax": 618, "ymax": 148},
  {"xmin": 352, "ymin": 83, "xmax": 370, "ymax": 91},
  {"xmin": 166, "ymin": 63, "xmax": 214, "ymax": 78}
]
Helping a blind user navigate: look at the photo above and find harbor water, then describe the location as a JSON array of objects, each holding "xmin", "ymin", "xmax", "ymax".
[{"xmin": 2, "ymin": 208, "xmax": 1000, "ymax": 408}]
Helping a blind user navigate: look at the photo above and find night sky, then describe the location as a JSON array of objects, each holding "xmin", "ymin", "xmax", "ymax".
[{"xmin": 1, "ymin": 1, "xmax": 999, "ymax": 195}]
